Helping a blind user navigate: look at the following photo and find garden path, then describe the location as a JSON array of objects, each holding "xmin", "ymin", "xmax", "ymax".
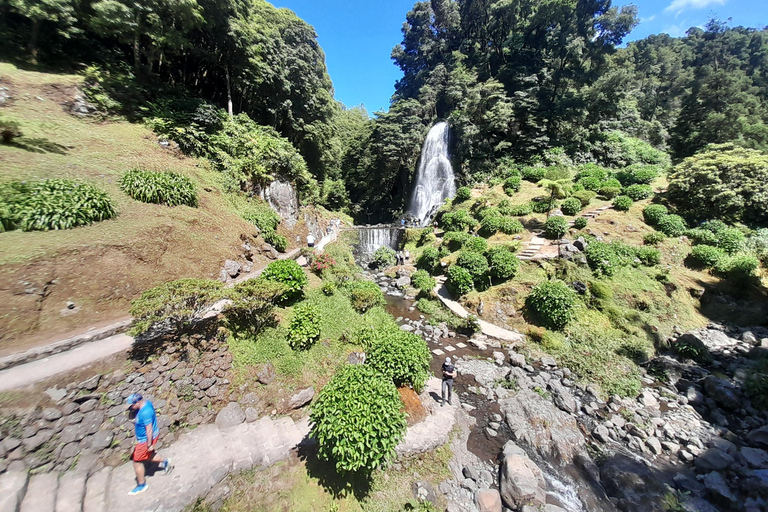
[{"xmin": 517, "ymin": 205, "xmax": 613, "ymax": 260}]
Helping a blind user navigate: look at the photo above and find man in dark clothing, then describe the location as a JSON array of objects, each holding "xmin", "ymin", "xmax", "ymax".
[{"xmin": 441, "ymin": 357, "xmax": 457, "ymax": 406}]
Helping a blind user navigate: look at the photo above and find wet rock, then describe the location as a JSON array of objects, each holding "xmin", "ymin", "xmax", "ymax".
[
  {"xmin": 289, "ymin": 387, "xmax": 315, "ymax": 409},
  {"xmin": 703, "ymin": 376, "xmax": 741, "ymax": 410},
  {"xmin": 215, "ymin": 402, "xmax": 245, "ymax": 430},
  {"xmin": 600, "ymin": 454, "xmax": 668, "ymax": 512},
  {"xmin": 256, "ymin": 363, "xmax": 276, "ymax": 385},
  {"xmin": 547, "ymin": 380, "xmax": 577, "ymax": 414},
  {"xmin": 499, "ymin": 442, "xmax": 546, "ymax": 510},
  {"xmin": 593, "ymin": 425, "xmax": 611, "ymax": 444},
  {"xmin": 475, "ymin": 488, "xmax": 502, "ymax": 512}
]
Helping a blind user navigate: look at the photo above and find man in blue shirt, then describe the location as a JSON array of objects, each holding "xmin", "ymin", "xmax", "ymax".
[{"xmin": 126, "ymin": 393, "xmax": 172, "ymax": 495}]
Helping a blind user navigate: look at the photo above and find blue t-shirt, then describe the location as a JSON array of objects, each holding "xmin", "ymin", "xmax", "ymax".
[{"xmin": 134, "ymin": 401, "xmax": 159, "ymax": 443}]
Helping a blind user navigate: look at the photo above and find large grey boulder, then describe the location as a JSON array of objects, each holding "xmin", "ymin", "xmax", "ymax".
[
  {"xmin": 704, "ymin": 471, "xmax": 736, "ymax": 505},
  {"xmin": 703, "ymin": 376, "xmax": 740, "ymax": 410},
  {"xmin": 678, "ymin": 329, "xmax": 738, "ymax": 352},
  {"xmin": 260, "ymin": 180, "xmax": 299, "ymax": 227},
  {"xmin": 223, "ymin": 260, "xmax": 241, "ymax": 278},
  {"xmin": 547, "ymin": 380, "xmax": 577, "ymax": 414},
  {"xmin": 289, "ymin": 387, "xmax": 315, "ymax": 409},
  {"xmin": 741, "ymin": 447, "xmax": 768, "ymax": 469},
  {"xmin": 215, "ymin": 402, "xmax": 245, "ymax": 430},
  {"xmin": 499, "ymin": 442, "xmax": 546, "ymax": 510},
  {"xmin": 475, "ymin": 489, "xmax": 502, "ymax": 512},
  {"xmin": 600, "ymin": 454, "xmax": 668, "ymax": 512},
  {"xmin": 747, "ymin": 425, "xmax": 768, "ymax": 448}
]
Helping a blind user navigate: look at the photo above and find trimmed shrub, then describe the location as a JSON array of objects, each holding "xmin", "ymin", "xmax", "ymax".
[
  {"xmin": 310, "ymin": 364, "xmax": 406, "ymax": 473},
  {"xmin": 476, "ymin": 206, "xmax": 500, "ymax": 221},
  {"xmin": 575, "ymin": 164, "xmax": 610, "ymax": 181},
  {"xmin": 585, "ymin": 241, "xmax": 643, "ymax": 276},
  {"xmin": 263, "ymin": 231, "xmax": 287, "ymax": 252},
  {"xmin": 504, "ymin": 202, "xmax": 534, "ymax": 216},
  {"xmin": 372, "ymin": 247, "xmax": 397, "ymax": 268},
  {"xmin": 544, "ymin": 216, "xmax": 568, "ymax": 239},
  {"xmin": 613, "ymin": 195, "xmax": 632, "ymax": 211},
  {"xmin": 479, "ymin": 215, "xmax": 502, "ymax": 236},
  {"xmin": 261, "ymin": 260, "xmax": 308, "ymax": 301},
  {"xmin": 560, "ymin": 197, "xmax": 582, "ymax": 216},
  {"xmin": 657, "ymin": 214, "xmax": 687, "ymax": 237},
  {"xmin": 416, "ymin": 298, "xmax": 441, "ymax": 314},
  {"xmin": 701, "ymin": 219, "xmax": 728, "ymax": 235},
  {"xmin": 119, "ymin": 169, "xmax": 198, "ymax": 207},
  {"xmin": 417, "ymin": 246, "xmax": 440, "ymax": 272},
  {"xmin": 411, "ymin": 269, "xmax": 436, "ymax": 292},
  {"xmin": 455, "ymin": 186, "xmax": 472, "ymax": 202},
  {"xmin": 716, "ymin": 254, "xmax": 760, "ymax": 282},
  {"xmin": 689, "ymin": 245, "xmax": 725, "ymax": 268},
  {"xmin": 487, "ymin": 246, "xmax": 519, "ymax": 281},
  {"xmin": 0, "ymin": 117, "xmax": 22, "ymax": 144},
  {"xmin": 287, "ymin": 302, "xmax": 321, "ymax": 350},
  {"xmin": 361, "ymin": 325, "xmax": 431, "ymax": 391},
  {"xmin": 224, "ymin": 279, "xmax": 286, "ymax": 332},
  {"xmin": 321, "ymin": 281, "xmax": 336, "ymax": 296},
  {"xmin": 503, "ymin": 176, "xmax": 522, "ymax": 195},
  {"xmin": 446, "ymin": 265, "xmax": 473, "ymax": 295},
  {"xmin": 441, "ymin": 209, "xmax": 475, "ymax": 231},
  {"xmin": 443, "ymin": 231, "xmax": 471, "ymax": 250},
  {"xmin": 456, "ymin": 251, "xmax": 489, "ymax": 281},
  {"xmin": 643, "ymin": 204, "xmax": 668, "ymax": 225},
  {"xmin": 463, "ymin": 236, "xmax": 488, "ymax": 253},
  {"xmin": 499, "ymin": 217, "xmax": 524, "ymax": 234},
  {"xmin": 598, "ymin": 186, "xmax": 622, "ymax": 199},
  {"xmin": 573, "ymin": 217, "xmax": 588, "ymax": 229},
  {"xmin": 635, "ymin": 246, "xmax": 661, "ymax": 266},
  {"xmin": 577, "ymin": 176, "xmax": 601, "ymax": 191},
  {"xmin": 685, "ymin": 228, "xmax": 718, "ymax": 245},
  {"xmin": 532, "ymin": 199, "xmax": 556, "ymax": 213},
  {"xmin": 521, "ymin": 167, "xmax": 546, "ymax": 181},
  {"xmin": 643, "ymin": 232, "xmax": 666, "ymax": 245},
  {"xmin": 345, "ymin": 280, "xmax": 385, "ymax": 312},
  {"xmin": 717, "ymin": 228, "xmax": 745, "ymax": 254},
  {"xmin": 525, "ymin": 281, "xmax": 577, "ymax": 330},
  {"xmin": 625, "ymin": 184, "xmax": 653, "ymax": 201},
  {"xmin": 572, "ymin": 189, "xmax": 597, "ymax": 207}
]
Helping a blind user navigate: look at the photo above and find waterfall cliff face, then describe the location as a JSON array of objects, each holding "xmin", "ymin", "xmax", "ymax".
[
  {"xmin": 407, "ymin": 122, "xmax": 456, "ymax": 226},
  {"xmin": 356, "ymin": 226, "xmax": 403, "ymax": 255}
]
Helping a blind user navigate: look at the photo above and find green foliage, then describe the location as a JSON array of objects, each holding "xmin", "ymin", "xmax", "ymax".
[
  {"xmin": 560, "ymin": 197, "xmax": 582, "ymax": 216},
  {"xmin": 716, "ymin": 254, "xmax": 760, "ymax": 283},
  {"xmin": 544, "ymin": 216, "xmax": 568, "ymax": 239},
  {"xmin": 411, "ymin": 270, "xmax": 436, "ymax": 292},
  {"xmin": 416, "ymin": 298, "xmax": 441, "ymax": 315},
  {"xmin": 744, "ymin": 359, "xmax": 768, "ymax": 410},
  {"xmin": 657, "ymin": 214, "xmax": 687, "ymax": 237},
  {"xmin": 573, "ymin": 216, "xmax": 588, "ymax": 229},
  {"xmin": 446, "ymin": 265, "xmax": 474, "ymax": 296},
  {"xmin": 0, "ymin": 117, "xmax": 22, "ymax": 144},
  {"xmin": 456, "ymin": 251, "xmax": 489, "ymax": 283},
  {"xmin": 263, "ymin": 231, "xmax": 288, "ymax": 253},
  {"xmin": 372, "ymin": 247, "xmax": 397, "ymax": 268},
  {"xmin": 360, "ymin": 325, "xmax": 431, "ymax": 391},
  {"xmin": 119, "ymin": 169, "xmax": 198, "ymax": 207},
  {"xmin": 635, "ymin": 247, "xmax": 661, "ymax": 266},
  {"xmin": 521, "ymin": 167, "xmax": 546, "ymax": 182},
  {"xmin": 643, "ymin": 232, "xmax": 666, "ymax": 245},
  {"xmin": 487, "ymin": 246, "xmax": 519, "ymax": 281},
  {"xmin": 525, "ymin": 281, "xmax": 578, "ymax": 330},
  {"xmin": 500, "ymin": 201, "xmax": 533, "ymax": 216},
  {"xmin": 532, "ymin": 199, "xmax": 556, "ymax": 213},
  {"xmin": 685, "ymin": 228, "xmax": 718, "ymax": 245},
  {"xmin": 667, "ymin": 144, "xmax": 768, "ymax": 225},
  {"xmin": 344, "ymin": 280, "xmax": 385, "ymax": 312},
  {"xmin": 624, "ymin": 184, "xmax": 653, "ymax": 201},
  {"xmin": 224, "ymin": 279, "xmax": 286, "ymax": 332},
  {"xmin": 595, "ymin": 131, "xmax": 671, "ymax": 167},
  {"xmin": 441, "ymin": 209, "xmax": 476, "ymax": 231},
  {"xmin": 455, "ymin": 186, "xmax": 472, "ymax": 202},
  {"xmin": 585, "ymin": 240, "xmax": 656, "ymax": 276},
  {"xmin": 463, "ymin": 236, "xmax": 488, "ymax": 253},
  {"xmin": 615, "ymin": 165, "xmax": 660, "ymax": 186},
  {"xmin": 443, "ymin": 231, "xmax": 470, "ymax": 250},
  {"xmin": 576, "ymin": 176, "xmax": 601, "ymax": 192},
  {"xmin": 479, "ymin": 214, "xmax": 502, "ymax": 236},
  {"xmin": 229, "ymin": 194, "xmax": 280, "ymax": 234},
  {"xmin": 643, "ymin": 204, "xmax": 668, "ymax": 225},
  {"xmin": 613, "ymin": 195, "xmax": 633, "ymax": 211},
  {"xmin": 310, "ymin": 364, "xmax": 406, "ymax": 474},
  {"xmin": 321, "ymin": 281, "xmax": 336, "ymax": 296},
  {"xmin": 0, "ymin": 179, "xmax": 116, "ymax": 232},
  {"xmin": 598, "ymin": 186, "xmax": 622, "ymax": 199},
  {"xmin": 287, "ymin": 302, "xmax": 321, "ymax": 350},
  {"xmin": 503, "ymin": 176, "xmax": 522, "ymax": 195},
  {"xmin": 717, "ymin": 228, "xmax": 745, "ymax": 254},
  {"xmin": 261, "ymin": 260, "xmax": 308, "ymax": 301},
  {"xmin": 417, "ymin": 246, "xmax": 441, "ymax": 273},
  {"xmin": 499, "ymin": 217, "xmax": 524, "ymax": 234},
  {"xmin": 746, "ymin": 228, "xmax": 768, "ymax": 266},
  {"xmin": 688, "ymin": 245, "xmax": 725, "ymax": 268}
]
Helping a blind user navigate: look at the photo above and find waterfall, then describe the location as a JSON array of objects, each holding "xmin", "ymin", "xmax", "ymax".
[
  {"xmin": 356, "ymin": 225, "xmax": 403, "ymax": 255},
  {"xmin": 407, "ymin": 121, "xmax": 456, "ymax": 227}
]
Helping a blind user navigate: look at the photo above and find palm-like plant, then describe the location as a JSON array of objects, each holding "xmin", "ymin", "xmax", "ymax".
[{"xmin": 537, "ymin": 179, "xmax": 573, "ymax": 213}]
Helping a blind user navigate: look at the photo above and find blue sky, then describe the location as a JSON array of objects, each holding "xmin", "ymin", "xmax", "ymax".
[{"xmin": 272, "ymin": 0, "xmax": 768, "ymax": 114}]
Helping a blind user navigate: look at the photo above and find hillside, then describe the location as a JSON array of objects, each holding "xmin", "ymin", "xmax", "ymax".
[{"xmin": 0, "ymin": 63, "xmax": 311, "ymax": 354}]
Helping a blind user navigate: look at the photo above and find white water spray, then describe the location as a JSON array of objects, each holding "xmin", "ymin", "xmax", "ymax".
[{"xmin": 407, "ymin": 122, "xmax": 456, "ymax": 226}]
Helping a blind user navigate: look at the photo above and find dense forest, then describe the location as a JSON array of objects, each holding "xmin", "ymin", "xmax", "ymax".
[{"xmin": 1, "ymin": 0, "xmax": 767, "ymax": 222}]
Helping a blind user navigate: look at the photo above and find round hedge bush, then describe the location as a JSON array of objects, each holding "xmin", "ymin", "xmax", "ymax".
[
  {"xmin": 532, "ymin": 199, "xmax": 556, "ymax": 214},
  {"xmin": 544, "ymin": 216, "xmax": 568, "ymax": 239},
  {"xmin": 263, "ymin": 231, "xmax": 287, "ymax": 252},
  {"xmin": 573, "ymin": 217, "xmax": 588, "ymax": 229},
  {"xmin": 361, "ymin": 325, "xmax": 432, "ymax": 392},
  {"xmin": 480, "ymin": 215, "xmax": 502, "ymax": 236},
  {"xmin": 643, "ymin": 232, "xmax": 666, "ymax": 245},
  {"xmin": 310, "ymin": 364, "xmax": 406, "ymax": 473},
  {"xmin": 499, "ymin": 217, "xmax": 524, "ymax": 234},
  {"xmin": 689, "ymin": 245, "xmax": 725, "ymax": 268},
  {"xmin": 261, "ymin": 259, "xmax": 307, "ymax": 301},
  {"xmin": 521, "ymin": 167, "xmax": 546, "ymax": 181},
  {"xmin": 411, "ymin": 269, "xmax": 436, "ymax": 291},
  {"xmin": 463, "ymin": 236, "xmax": 488, "ymax": 253},
  {"xmin": 455, "ymin": 186, "xmax": 472, "ymax": 202},
  {"xmin": 456, "ymin": 250, "xmax": 489, "ymax": 281},
  {"xmin": 447, "ymin": 265, "xmax": 474, "ymax": 296},
  {"xmin": 441, "ymin": 209, "xmax": 476, "ymax": 231},
  {"xmin": 613, "ymin": 195, "xmax": 633, "ymax": 211},
  {"xmin": 443, "ymin": 231, "xmax": 471, "ymax": 250},
  {"xmin": 525, "ymin": 280, "xmax": 578, "ymax": 330},
  {"xmin": 625, "ymin": 184, "xmax": 653, "ymax": 201},
  {"xmin": 716, "ymin": 254, "xmax": 760, "ymax": 282},
  {"xmin": 717, "ymin": 228, "xmax": 745, "ymax": 254},
  {"xmin": 345, "ymin": 280, "xmax": 385, "ymax": 312},
  {"xmin": 503, "ymin": 176, "xmax": 522, "ymax": 195},
  {"xmin": 119, "ymin": 169, "xmax": 198, "ymax": 207},
  {"xmin": 572, "ymin": 190, "xmax": 597, "ymax": 207},
  {"xmin": 560, "ymin": 197, "xmax": 582, "ymax": 216},
  {"xmin": 657, "ymin": 214, "xmax": 687, "ymax": 237},
  {"xmin": 643, "ymin": 204, "xmax": 668, "ymax": 225},
  {"xmin": 487, "ymin": 246, "xmax": 519, "ymax": 281},
  {"xmin": 287, "ymin": 302, "xmax": 321, "ymax": 350},
  {"xmin": 417, "ymin": 246, "xmax": 440, "ymax": 272},
  {"xmin": 372, "ymin": 246, "xmax": 397, "ymax": 268},
  {"xmin": 685, "ymin": 228, "xmax": 718, "ymax": 245}
]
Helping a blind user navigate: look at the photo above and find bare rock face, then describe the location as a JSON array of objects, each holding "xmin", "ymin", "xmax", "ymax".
[
  {"xmin": 475, "ymin": 488, "xmax": 502, "ymax": 512},
  {"xmin": 499, "ymin": 389, "xmax": 585, "ymax": 464},
  {"xmin": 260, "ymin": 180, "xmax": 299, "ymax": 227},
  {"xmin": 600, "ymin": 454, "xmax": 668, "ymax": 512},
  {"xmin": 499, "ymin": 441, "xmax": 546, "ymax": 510}
]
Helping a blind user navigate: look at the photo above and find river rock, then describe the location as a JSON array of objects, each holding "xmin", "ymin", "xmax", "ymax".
[
  {"xmin": 256, "ymin": 363, "xmax": 276, "ymax": 385},
  {"xmin": 475, "ymin": 489, "xmax": 502, "ymax": 512},
  {"xmin": 703, "ymin": 376, "xmax": 741, "ymax": 410},
  {"xmin": 547, "ymin": 380, "xmax": 577, "ymax": 414},
  {"xmin": 499, "ymin": 442, "xmax": 546, "ymax": 510},
  {"xmin": 223, "ymin": 260, "xmax": 241, "ymax": 278},
  {"xmin": 600, "ymin": 454, "xmax": 668, "ymax": 511},
  {"xmin": 500, "ymin": 389, "xmax": 585, "ymax": 463},
  {"xmin": 215, "ymin": 402, "xmax": 245, "ymax": 430},
  {"xmin": 89, "ymin": 430, "xmax": 114, "ymax": 451},
  {"xmin": 289, "ymin": 387, "xmax": 315, "ymax": 409},
  {"xmin": 395, "ymin": 276, "xmax": 411, "ymax": 289},
  {"xmin": 638, "ymin": 390, "xmax": 658, "ymax": 408},
  {"xmin": 509, "ymin": 352, "xmax": 526, "ymax": 367},
  {"xmin": 679, "ymin": 329, "xmax": 738, "ymax": 352},
  {"xmin": 704, "ymin": 471, "xmax": 736, "ymax": 504},
  {"xmin": 694, "ymin": 448, "xmax": 734, "ymax": 471},
  {"xmin": 747, "ymin": 425, "xmax": 768, "ymax": 448},
  {"xmin": 741, "ymin": 447, "xmax": 768, "ymax": 469},
  {"xmin": 42, "ymin": 408, "xmax": 63, "ymax": 421}
]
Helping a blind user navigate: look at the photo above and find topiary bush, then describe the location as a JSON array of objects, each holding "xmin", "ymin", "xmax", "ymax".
[
  {"xmin": 479, "ymin": 215, "xmax": 502, "ymax": 236},
  {"xmin": 572, "ymin": 189, "xmax": 597, "ymax": 207},
  {"xmin": 345, "ymin": 279, "xmax": 385, "ymax": 312},
  {"xmin": 463, "ymin": 236, "xmax": 488, "ymax": 253},
  {"xmin": 287, "ymin": 302, "xmax": 321, "ymax": 350},
  {"xmin": 456, "ymin": 250, "xmax": 489, "ymax": 282},
  {"xmin": 598, "ymin": 186, "xmax": 622, "ymax": 199},
  {"xmin": 532, "ymin": 199, "xmax": 556, "ymax": 213},
  {"xmin": 224, "ymin": 279, "xmax": 286, "ymax": 332},
  {"xmin": 417, "ymin": 246, "xmax": 440, "ymax": 273},
  {"xmin": 119, "ymin": 169, "xmax": 198, "ymax": 207},
  {"xmin": 657, "ymin": 214, "xmax": 687, "ymax": 237},
  {"xmin": 443, "ymin": 231, "xmax": 471, "ymax": 251},
  {"xmin": 446, "ymin": 265, "xmax": 474, "ymax": 296},
  {"xmin": 500, "ymin": 202, "xmax": 533, "ymax": 216},
  {"xmin": 688, "ymin": 245, "xmax": 725, "ymax": 268},
  {"xmin": 544, "ymin": 216, "xmax": 568, "ymax": 239},
  {"xmin": 643, "ymin": 232, "xmax": 666, "ymax": 245},
  {"xmin": 441, "ymin": 209, "xmax": 476, "ymax": 231},
  {"xmin": 503, "ymin": 176, "xmax": 522, "ymax": 195},
  {"xmin": 624, "ymin": 184, "xmax": 653, "ymax": 201},
  {"xmin": 261, "ymin": 259, "xmax": 308, "ymax": 301},
  {"xmin": 361, "ymin": 325, "xmax": 432, "ymax": 391},
  {"xmin": 455, "ymin": 186, "xmax": 472, "ymax": 202},
  {"xmin": 487, "ymin": 246, "xmax": 519, "ymax": 281},
  {"xmin": 716, "ymin": 254, "xmax": 760, "ymax": 283},
  {"xmin": 573, "ymin": 217, "xmax": 588, "ymax": 230},
  {"xmin": 372, "ymin": 246, "xmax": 397, "ymax": 268},
  {"xmin": 498, "ymin": 217, "xmax": 524, "ymax": 234},
  {"xmin": 310, "ymin": 364, "xmax": 406, "ymax": 473},
  {"xmin": 560, "ymin": 197, "xmax": 582, "ymax": 216},
  {"xmin": 521, "ymin": 167, "xmax": 546, "ymax": 181},
  {"xmin": 525, "ymin": 280, "xmax": 578, "ymax": 330},
  {"xmin": 642, "ymin": 204, "xmax": 668, "ymax": 225},
  {"xmin": 411, "ymin": 269, "xmax": 436, "ymax": 292},
  {"xmin": 613, "ymin": 195, "xmax": 632, "ymax": 211},
  {"xmin": 263, "ymin": 231, "xmax": 288, "ymax": 252}
]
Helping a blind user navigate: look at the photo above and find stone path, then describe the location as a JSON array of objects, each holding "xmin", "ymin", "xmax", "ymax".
[
  {"xmin": 517, "ymin": 205, "xmax": 613, "ymax": 261},
  {"xmin": 396, "ymin": 377, "xmax": 458, "ymax": 456},
  {"xmin": 433, "ymin": 277, "xmax": 524, "ymax": 344}
]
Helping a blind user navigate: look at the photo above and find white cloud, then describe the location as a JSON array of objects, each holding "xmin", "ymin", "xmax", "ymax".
[
  {"xmin": 663, "ymin": 23, "xmax": 689, "ymax": 37},
  {"xmin": 664, "ymin": 0, "xmax": 726, "ymax": 16},
  {"xmin": 641, "ymin": 15, "xmax": 657, "ymax": 22}
]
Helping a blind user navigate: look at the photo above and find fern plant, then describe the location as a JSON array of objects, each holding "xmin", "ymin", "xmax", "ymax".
[{"xmin": 119, "ymin": 169, "xmax": 198, "ymax": 207}]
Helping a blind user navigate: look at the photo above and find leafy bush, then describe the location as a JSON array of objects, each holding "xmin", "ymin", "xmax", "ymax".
[
  {"xmin": 0, "ymin": 179, "xmax": 116, "ymax": 232},
  {"xmin": 263, "ymin": 231, "xmax": 288, "ymax": 252},
  {"xmin": 441, "ymin": 209, "xmax": 476, "ymax": 231},
  {"xmin": 411, "ymin": 269, "xmax": 436, "ymax": 292},
  {"xmin": 361, "ymin": 325, "xmax": 431, "ymax": 391},
  {"xmin": 310, "ymin": 364, "xmax": 406, "ymax": 473},
  {"xmin": 613, "ymin": 195, "xmax": 632, "ymax": 211},
  {"xmin": 310, "ymin": 253, "xmax": 336, "ymax": 274},
  {"xmin": 643, "ymin": 204, "xmax": 668, "ymax": 225},
  {"xmin": 224, "ymin": 279, "xmax": 286, "ymax": 332},
  {"xmin": 532, "ymin": 199, "xmax": 557, "ymax": 213},
  {"xmin": 595, "ymin": 131, "xmax": 671, "ymax": 167},
  {"xmin": 463, "ymin": 236, "xmax": 488, "ymax": 253},
  {"xmin": 503, "ymin": 176, "xmax": 522, "ymax": 195},
  {"xmin": 443, "ymin": 231, "xmax": 471, "ymax": 250},
  {"xmin": 544, "ymin": 166, "xmax": 572, "ymax": 181},
  {"xmin": 525, "ymin": 281, "xmax": 578, "ymax": 330},
  {"xmin": 716, "ymin": 254, "xmax": 760, "ymax": 283},
  {"xmin": 685, "ymin": 228, "xmax": 718, "ymax": 245},
  {"xmin": 455, "ymin": 186, "xmax": 472, "ymax": 202},
  {"xmin": 287, "ymin": 302, "xmax": 321, "ymax": 350},
  {"xmin": 501, "ymin": 202, "xmax": 533, "ymax": 216},
  {"xmin": 575, "ymin": 164, "xmax": 610, "ymax": 181},
  {"xmin": 572, "ymin": 190, "xmax": 597, "ymax": 207},
  {"xmin": 717, "ymin": 228, "xmax": 745, "ymax": 254},
  {"xmin": 417, "ymin": 246, "xmax": 440, "ymax": 272},
  {"xmin": 456, "ymin": 251, "xmax": 489, "ymax": 282},
  {"xmin": 372, "ymin": 247, "xmax": 397, "ymax": 268},
  {"xmin": 688, "ymin": 245, "xmax": 725, "ymax": 268},
  {"xmin": 261, "ymin": 260, "xmax": 308, "ymax": 301},
  {"xmin": 643, "ymin": 232, "xmax": 666, "ymax": 245},
  {"xmin": 416, "ymin": 298, "xmax": 441, "ymax": 314},
  {"xmin": 231, "ymin": 194, "xmax": 280, "ymax": 234},
  {"xmin": 573, "ymin": 217, "xmax": 588, "ymax": 229},
  {"xmin": 476, "ymin": 206, "xmax": 500, "ymax": 221},
  {"xmin": 585, "ymin": 241, "xmax": 650, "ymax": 276},
  {"xmin": 0, "ymin": 117, "xmax": 22, "ymax": 144},
  {"xmin": 479, "ymin": 215, "xmax": 502, "ymax": 236},
  {"xmin": 746, "ymin": 228, "xmax": 768, "ymax": 266},
  {"xmin": 499, "ymin": 217, "xmax": 524, "ymax": 234},
  {"xmin": 624, "ymin": 184, "xmax": 653, "ymax": 201},
  {"xmin": 521, "ymin": 167, "xmax": 546, "ymax": 181},
  {"xmin": 544, "ymin": 216, "xmax": 568, "ymax": 239},
  {"xmin": 321, "ymin": 281, "xmax": 336, "ymax": 296},
  {"xmin": 560, "ymin": 197, "xmax": 582, "ymax": 216},
  {"xmin": 635, "ymin": 246, "xmax": 661, "ymax": 266},
  {"xmin": 345, "ymin": 280, "xmax": 386, "ymax": 312},
  {"xmin": 446, "ymin": 265, "xmax": 474, "ymax": 295},
  {"xmin": 598, "ymin": 186, "xmax": 622, "ymax": 199},
  {"xmin": 487, "ymin": 246, "xmax": 519, "ymax": 281},
  {"xmin": 700, "ymin": 219, "xmax": 728, "ymax": 235},
  {"xmin": 576, "ymin": 176, "xmax": 601, "ymax": 191},
  {"xmin": 657, "ymin": 214, "xmax": 687, "ymax": 237},
  {"xmin": 119, "ymin": 169, "xmax": 198, "ymax": 207}
]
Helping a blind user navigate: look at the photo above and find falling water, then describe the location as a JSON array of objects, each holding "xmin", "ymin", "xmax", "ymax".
[
  {"xmin": 356, "ymin": 225, "xmax": 403, "ymax": 255},
  {"xmin": 407, "ymin": 121, "xmax": 456, "ymax": 226}
]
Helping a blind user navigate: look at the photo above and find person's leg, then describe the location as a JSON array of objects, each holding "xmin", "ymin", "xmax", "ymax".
[
  {"xmin": 133, "ymin": 460, "xmax": 146, "ymax": 484},
  {"xmin": 441, "ymin": 379, "xmax": 447, "ymax": 405},
  {"xmin": 447, "ymin": 381, "xmax": 453, "ymax": 404}
]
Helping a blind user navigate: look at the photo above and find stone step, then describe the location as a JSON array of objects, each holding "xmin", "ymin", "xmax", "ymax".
[
  {"xmin": 0, "ymin": 471, "xmax": 29, "ymax": 512},
  {"xmin": 56, "ymin": 471, "xmax": 87, "ymax": 512},
  {"xmin": 20, "ymin": 472, "xmax": 58, "ymax": 512},
  {"xmin": 83, "ymin": 467, "xmax": 111, "ymax": 512}
]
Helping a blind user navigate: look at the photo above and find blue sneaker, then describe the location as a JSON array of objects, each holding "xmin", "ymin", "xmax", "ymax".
[
  {"xmin": 162, "ymin": 458, "xmax": 173, "ymax": 475},
  {"xmin": 128, "ymin": 483, "xmax": 148, "ymax": 495}
]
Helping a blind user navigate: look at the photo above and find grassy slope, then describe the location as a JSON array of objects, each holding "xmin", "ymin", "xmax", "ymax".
[{"xmin": 0, "ymin": 62, "xmax": 270, "ymax": 353}]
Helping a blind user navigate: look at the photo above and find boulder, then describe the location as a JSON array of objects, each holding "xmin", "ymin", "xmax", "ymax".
[
  {"xmin": 289, "ymin": 387, "xmax": 315, "ymax": 409},
  {"xmin": 703, "ymin": 471, "xmax": 736, "ymax": 505},
  {"xmin": 509, "ymin": 352, "xmax": 526, "ymax": 367},
  {"xmin": 573, "ymin": 237, "xmax": 588, "ymax": 252},
  {"xmin": 741, "ymin": 447, "xmax": 768, "ymax": 469},
  {"xmin": 747, "ymin": 425, "xmax": 768, "ymax": 449},
  {"xmin": 638, "ymin": 390, "xmax": 658, "ymax": 409},
  {"xmin": 475, "ymin": 489, "xmax": 502, "ymax": 512},
  {"xmin": 215, "ymin": 402, "xmax": 245, "ymax": 430},
  {"xmin": 600, "ymin": 454, "xmax": 668, "ymax": 512},
  {"xmin": 703, "ymin": 376, "xmax": 741, "ymax": 410},
  {"xmin": 499, "ymin": 442, "xmax": 546, "ymax": 510},
  {"xmin": 89, "ymin": 430, "xmax": 114, "ymax": 451},
  {"xmin": 694, "ymin": 448, "xmax": 734, "ymax": 471},
  {"xmin": 679, "ymin": 329, "xmax": 738, "ymax": 352},
  {"xmin": 395, "ymin": 276, "xmax": 411, "ymax": 289},
  {"xmin": 259, "ymin": 180, "xmax": 299, "ymax": 227},
  {"xmin": 223, "ymin": 260, "xmax": 241, "ymax": 278},
  {"xmin": 256, "ymin": 363, "xmax": 276, "ymax": 385},
  {"xmin": 547, "ymin": 380, "xmax": 577, "ymax": 414}
]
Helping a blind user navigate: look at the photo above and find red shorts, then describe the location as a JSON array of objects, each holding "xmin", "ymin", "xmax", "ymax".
[{"xmin": 132, "ymin": 436, "xmax": 159, "ymax": 462}]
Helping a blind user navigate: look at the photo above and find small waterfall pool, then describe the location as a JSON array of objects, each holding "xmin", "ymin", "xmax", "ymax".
[{"xmin": 407, "ymin": 121, "xmax": 456, "ymax": 227}]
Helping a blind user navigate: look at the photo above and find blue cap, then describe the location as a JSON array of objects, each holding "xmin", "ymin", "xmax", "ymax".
[{"xmin": 125, "ymin": 393, "xmax": 143, "ymax": 405}]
